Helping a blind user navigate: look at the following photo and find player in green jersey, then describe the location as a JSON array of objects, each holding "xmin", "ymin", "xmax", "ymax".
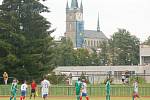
[
  {"xmin": 75, "ymin": 78, "xmax": 82, "ymax": 100},
  {"xmin": 10, "ymin": 78, "xmax": 18, "ymax": 100},
  {"xmin": 105, "ymin": 78, "xmax": 110, "ymax": 100}
]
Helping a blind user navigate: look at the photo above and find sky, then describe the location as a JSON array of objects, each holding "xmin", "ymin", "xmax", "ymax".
[{"xmin": 0, "ymin": 0, "xmax": 150, "ymax": 42}]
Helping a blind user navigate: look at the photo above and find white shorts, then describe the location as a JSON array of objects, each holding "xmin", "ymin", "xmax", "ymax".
[{"xmin": 41, "ymin": 90, "xmax": 48, "ymax": 97}]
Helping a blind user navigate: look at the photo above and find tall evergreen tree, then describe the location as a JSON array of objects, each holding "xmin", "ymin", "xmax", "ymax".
[{"xmin": 0, "ymin": 0, "xmax": 55, "ymax": 80}]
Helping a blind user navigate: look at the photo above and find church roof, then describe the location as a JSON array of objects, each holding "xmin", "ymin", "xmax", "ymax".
[{"xmin": 83, "ymin": 30, "xmax": 107, "ymax": 40}]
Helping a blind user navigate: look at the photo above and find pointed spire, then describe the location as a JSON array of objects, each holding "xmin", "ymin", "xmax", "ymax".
[
  {"xmin": 66, "ymin": 0, "xmax": 69, "ymax": 9},
  {"xmin": 97, "ymin": 12, "xmax": 100, "ymax": 32},
  {"xmin": 71, "ymin": 0, "xmax": 78, "ymax": 9},
  {"xmin": 80, "ymin": 0, "xmax": 83, "ymax": 10}
]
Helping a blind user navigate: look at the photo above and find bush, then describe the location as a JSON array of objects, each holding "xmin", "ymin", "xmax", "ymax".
[
  {"xmin": 130, "ymin": 76, "xmax": 146, "ymax": 84},
  {"xmin": 47, "ymin": 72, "xmax": 67, "ymax": 85}
]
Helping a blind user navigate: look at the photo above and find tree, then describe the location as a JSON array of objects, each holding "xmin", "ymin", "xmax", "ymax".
[
  {"xmin": 73, "ymin": 48, "xmax": 91, "ymax": 66},
  {"xmin": 99, "ymin": 41, "xmax": 109, "ymax": 65},
  {"xmin": 0, "ymin": 0, "xmax": 55, "ymax": 80},
  {"xmin": 55, "ymin": 38, "xmax": 74, "ymax": 66},
  {"xmin": 109, "ymin": 29, "xmax": 140, "ymax": 65},
  {"xmin": 0, "ymin": 3, "xmax": 25, "ymax": 77},
  {"xmin": 143, "ymin": 36, "xmax": 150, "ymax": 45},
  {"xmin": 56, "ymin": 38, "xmax": 92, "ymax": 66}
]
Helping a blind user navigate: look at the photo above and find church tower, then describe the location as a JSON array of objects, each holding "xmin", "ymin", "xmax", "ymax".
[{"xmin": 65, "ymin": 0, "xmax": 84, "ymax": 48}]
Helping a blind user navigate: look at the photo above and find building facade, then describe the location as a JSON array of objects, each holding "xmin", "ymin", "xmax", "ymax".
[
  {"xmin": 53, "ymin": 65, "xmax": 150, "ymax": 84},
  {"xmin": 65, "ymin": 0, "xmax": 107, "ymax": 48},
  {"xmin": 140, "ymin": 45, "xmax": 150, "ymax": 65}
]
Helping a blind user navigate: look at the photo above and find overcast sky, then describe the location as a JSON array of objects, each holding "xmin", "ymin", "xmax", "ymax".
[{"xmin": 1, "ymin": 0, "xmax": 150, "ymax": 42}]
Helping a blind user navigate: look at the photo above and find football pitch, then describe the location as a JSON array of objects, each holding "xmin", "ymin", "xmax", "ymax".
[{"xmin": 1, "ymin": 96, "xmax": 150, "ymax": 100}]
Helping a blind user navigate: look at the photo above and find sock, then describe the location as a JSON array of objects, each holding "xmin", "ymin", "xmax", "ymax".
[
  {"xmin": 80, "ymin": 96, "xmax": 82, "ymax": 100},
  {"xmin": 34, "ymin": 94, "xmax": 36, "ymax": 99},
  {"xmin": 14, "ymin": 97, "xmax": 16, "ymax": 100},
  {"xmin": 108, "ymin": 95, "xmax": 110, "ymax": 100},
  {"xmin": 10, "ymin": 97, "xmax": 12, "ymax": 100},
  {"xmin": 20, "ymin": 96, "xmax": 22, "ymax": 100},
  {"xmin": 132, "ymin": 96, "xmax": 134, "ymax": 100},
  {"xmin": 86, "ymin": 96, "xmax": 89, "ymax": 100},
  {"xmin": 77, "ymin": 95, "xmax": 80, "ymax": 100},
  {"xmin": 106, "ymin": 95, "xmax": 108, "ymax": 100}
]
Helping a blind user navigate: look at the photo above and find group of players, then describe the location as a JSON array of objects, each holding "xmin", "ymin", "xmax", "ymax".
[
  {"xmin": 75, "ymin": 78, "xmax": 111, "ymax": 100},
  {"xmin": 9, "ymin": 76, "xmax": 50, "ymax": 100},
  {"xmin": 9, "ymin": 76, "xmax": 140, "ymax": 100},
  {"xmin": 75, "ymin": 78, "xmax": 140, "ymax": 100}
]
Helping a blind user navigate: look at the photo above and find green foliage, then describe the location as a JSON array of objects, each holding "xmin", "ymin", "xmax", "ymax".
[
  {"xmin": 0, "ymin": 0, "xmax": 55, "ymax": 81},
  {"xmin": 47, "ymin": 72, "xmax": 67, "ymax": 85},
  {"xmin": 108, "ymin": 29, "xmax": 140, "ymax": 65},
  {"xmin": 130, "ymin": 76, "xmax": 146, "ymax": 84},
  {"xmin": 55, "ymin": 38, "xmax": 92, "ymax": 66},
  {"xmin": 143, "ymin": 36, "xmax": 150, "ymax": 45},
  {"xmin": 99, "ymin": 41, "xmax": 109, "ymax": 65},
  {"xmin": 80, "ymin": 72, "xmax": 86, "ymax": 80}
]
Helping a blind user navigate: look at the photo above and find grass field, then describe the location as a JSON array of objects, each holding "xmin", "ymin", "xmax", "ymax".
[{"xmin": 2, "ymin": 96, "xmax": 150, "ymax": 100}]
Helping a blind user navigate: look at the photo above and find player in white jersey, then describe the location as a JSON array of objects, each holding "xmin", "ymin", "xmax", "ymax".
[
  {"xmin": 20, "ymin": 80, "xmax": 28, "ymax": 100},
  {"xmin": 132, "ymin": 80, "xmax": 140, "ymax": 100},
  {"xmin": 41, "ymin": 76, "xmax": 50, "ymax": 100},
  {"xmin": 80, "ymin": 79, "xmax": 89, "ymax": 100}
]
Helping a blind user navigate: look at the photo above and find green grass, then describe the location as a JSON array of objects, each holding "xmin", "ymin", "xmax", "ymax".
[{"xmin": 1, "ymin": 96, "xmax": 150, "ymax": 100}]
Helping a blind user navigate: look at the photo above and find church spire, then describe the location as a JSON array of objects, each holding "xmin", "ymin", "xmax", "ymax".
[
  {"xmin": 71, "ymin": 0, "xmax": 78, "ymax": 9},
  {"xmin": 66, "ymin": 0, "xmax": 69, "ymax": 9},
  {"xmin": 80, "ymin": 0, "xmax": 83, "ymax": 11},
  {"xmin": 97, "ymin": 12, "xmax": 100, "ymax": 32}
]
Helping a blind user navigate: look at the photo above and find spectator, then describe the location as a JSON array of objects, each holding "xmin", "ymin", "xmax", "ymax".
[
  {"xmin": 69, "ymin": 73, "xmax": 72, "ymax": 85},
  {"xmin": 121, "ymin": 74, "xmax": 125, "ymax": 84},
  {"xmin": 3, "ymin": 72, "xmax": 8, "ymax": 85},
  {"xmin": 125, "ymin": 71, "xmax": 129, "ymax": 84}
]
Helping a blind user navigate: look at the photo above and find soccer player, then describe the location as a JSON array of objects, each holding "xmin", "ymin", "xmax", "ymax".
[
  {"xmin": 20, "ymin": 80, "xmax": 28, "ymax": 100},
  {"xmin": 75, "ymin": 78, "xmax": 82, "ymax": 100},
  {"xmin": 106, "ymin": 79, "xmax": 110, "ymax": 100},
  {"xmin": 132, "ymin": 80, "xmax": 140, "ymax": 100},
  {"xmin": 10, "ymin": 78, "xmax": 18, "ymax": 100},
  {"xmin": 30, "ymin": 80, "xmax": 37, "ymax": 100},
  {"xmin": 41, "ymin": 76, "xmax": 50, "ymax": 100},
  {"xmin": 80, "ymin": 79, "xmax": 89, "ymax": 100}
]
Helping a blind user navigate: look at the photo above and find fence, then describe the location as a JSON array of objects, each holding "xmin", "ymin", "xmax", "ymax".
[
  {"xmin": 0, "ymin": 85, "xmax": 150, "ymax": 96},
  {"xmin": 0, "ymin": 77, "xmax": 14, "ymax": 84}
]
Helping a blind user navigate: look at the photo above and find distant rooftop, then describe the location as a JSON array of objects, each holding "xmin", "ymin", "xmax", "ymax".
[{"xmin": 84, "ymin": 30, "xmax": 107, "ymax": 40}]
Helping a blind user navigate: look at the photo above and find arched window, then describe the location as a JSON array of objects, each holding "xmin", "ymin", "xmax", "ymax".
[
  {"xmin": 91, "ymin": 40, "xmax": 93, "ymax": 46},
  {"xmin": 69, "ymin": 24, "xmax": 72, "ymax": 31},
  {"xmin": 88, "ymin": 40, "xmax": 90, "ymax": 46},
  {"xmin": 97, "ymin": 41, "xmax": 99, "ymax": 47},
  {"xmin": 94, "ymin": 40, "xmax": 96, "ymax": 47},
  {"xmin": 99, "ymin": 41, "xmax": 101, "ymax": 45}
]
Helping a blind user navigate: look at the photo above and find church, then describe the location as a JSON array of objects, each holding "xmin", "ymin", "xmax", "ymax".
[{"xmin": 65, "ymin": 0, "xmax": 108, "ymax": 49}]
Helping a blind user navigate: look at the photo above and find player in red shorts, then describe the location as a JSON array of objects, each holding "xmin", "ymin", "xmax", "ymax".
[{"xmin": 30, "ymin": 80, "xmax": 37, "ymax": 100}]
